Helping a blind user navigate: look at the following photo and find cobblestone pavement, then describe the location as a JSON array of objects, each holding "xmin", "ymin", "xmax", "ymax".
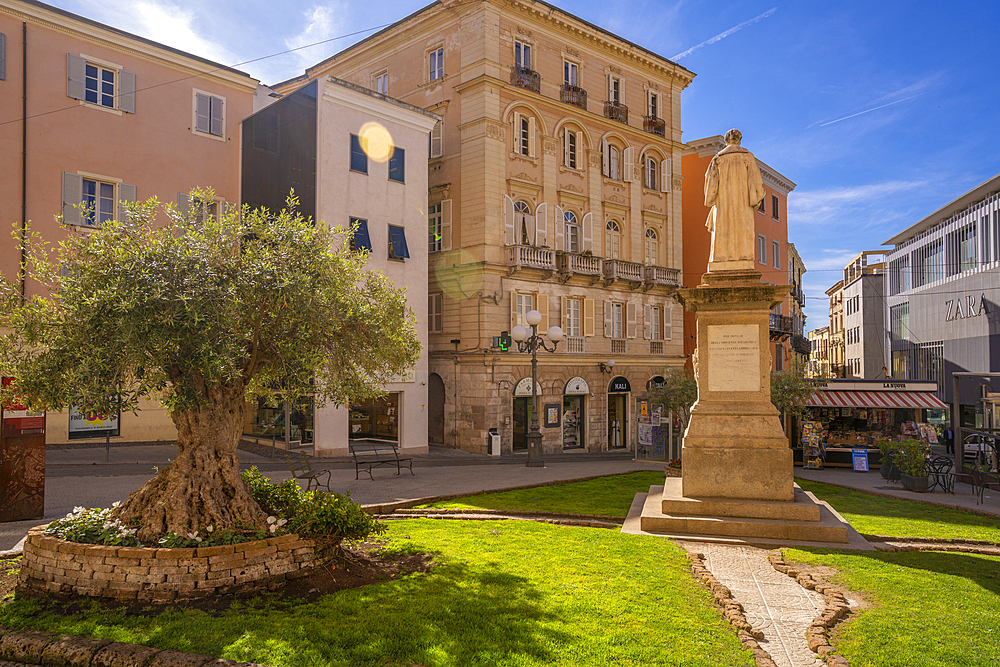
[{"xmin": 678, "ymin": 542, "xmax": 825, "ymax": 667}]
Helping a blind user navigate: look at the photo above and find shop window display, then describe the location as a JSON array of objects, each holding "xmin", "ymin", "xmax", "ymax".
[
  {"xmin": 563, "ymin": 395, "xmax": 584, "ymax": 449},
  {"xmin": 246, "ymin": 397, "xmax": 314, "ymax": 444},
  {"xmin": 349, "ymin": 393, "xmax": 400, "ymax": 442}
]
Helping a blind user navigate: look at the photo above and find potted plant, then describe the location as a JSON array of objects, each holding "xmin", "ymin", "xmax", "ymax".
[
  {"xmin": 896, "ymin": 438, "xmax": 930, "ymax": 492},
  {"xmin": 876, "ymin": 439, "xmax": 897, "ymax": 479}
]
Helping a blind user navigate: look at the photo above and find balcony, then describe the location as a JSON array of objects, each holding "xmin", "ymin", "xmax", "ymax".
[
  {"xmin": 793, "ymin": 285, "xmax": 805, "ymax": 306},
  {"xmin": 791, "ymin": 334, "xmax": 811, "ymax": 356},
  {"xmin": 557, "ymin": 252, "xmax": 603, "ymax": 280},
  {"xmin": 604, "ymin": 101, "xmax": 628, "ymax": 124},
  {"xmin": 561, "ymin": 84, "xmax": 588, "ymax": 111},
  {"xmin": 510, "ymin": 65, "xmax": 540, "ymax": 94},
  {"xmin": 643, "ymin": 115, "xmax": 666, "ymax": 137},
  {"xmin": 603, "ymin": 259, "xmax": 644, "ymax": 285},
  {"xmin": 506, "ymin": 244, "xmax": 556, "ymax": 275},
  {"xmin": 769, "ymin": 313, "xmax": 792, "ymax": 341},
  {"xmin": 644, "ymin": 265, "xmax": 680, "ymax": 288},
  {"xmin": 565, "ymin": 336, "xmax": 585, "ymax": 354}
]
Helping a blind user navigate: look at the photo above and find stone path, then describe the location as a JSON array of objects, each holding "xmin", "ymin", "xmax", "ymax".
[{"xmin": 678, "ymin": 542, "xmax": 826, "ymax": 667}]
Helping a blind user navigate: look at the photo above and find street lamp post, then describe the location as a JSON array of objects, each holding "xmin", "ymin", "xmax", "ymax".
[{"xmin": 511, "ymin": 309, "xmax": 563, "ymax": 468}]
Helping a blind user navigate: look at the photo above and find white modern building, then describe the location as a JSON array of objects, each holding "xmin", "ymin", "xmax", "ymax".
[{"xmin": 241, "ymin": 77, "xmax": 439, "ymax": 457}]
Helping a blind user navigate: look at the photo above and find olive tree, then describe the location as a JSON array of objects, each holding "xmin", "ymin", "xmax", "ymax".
[
  {"xmin": 646, "ymin": 367, "xmax": 698, "ymax": 433},
  {"xmin": 0, "ymin": 192, "xmax": 419, "ymax": 542}
]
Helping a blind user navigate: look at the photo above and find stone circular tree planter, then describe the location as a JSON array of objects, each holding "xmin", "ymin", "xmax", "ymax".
[{"xmin": 17, "ymin": 526, "xmax": 330, "ymax": 603}]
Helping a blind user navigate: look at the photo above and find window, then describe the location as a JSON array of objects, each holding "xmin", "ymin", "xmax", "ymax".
[
  {"xmin": 350, "ymin": 134, "xmax": 368, "ymax": 173},
  {"xmin": 66, "ymin": 54, "xmax": 135, "ymax": 113},
  {"xmin": 388, "ymin": 224, "xmax": 410, "ymax": 260},
  {"xmin": 565, "ymin": 298, "xmax": 581, "ymax": 337},
  {"xmin": 609, "ymin": 146, "xmax": 620, "ymax": 180},
  {"xmin": 178, "ymin": 193, "xmax": 223, "ymax": 225},
  {"xmin": 606, "ymin": 302, "xmax": 623, "ymax": 339},
  {"xmin": 758, "ymin": 235, "xmax": 767, "ymax": 264},
  {"xmin": 564, "ymin": 211, "xmax": 580, "ymax": 253},
  {"xmin": 517, "ymin": 115, "xmax": 530, "ymax": 156},
  {"xmin": 516, "ymin": 292, "xmax": 534, "ymax": 327},
  {"xmin": 645, "ymin": 228, "xmax": 658, "ymax": 265},
  {"xmin": 608, "ymin": 75, "xmax": 621, "ymax": 104},
  {"xmin": 349, "ymin": 217, "xmax": 371, "ymax": 253},
  {"xmin": 892, "ymin": 349, "xmax": 911, "ymax": 380},
  {"xmin": 913, "ymin": 240, "xmax": 944, "ymax": 287},
  {"xmin": 775, "ymin": 343, "xmax": 784, "ymax": 371},
  {"xmin": 563, "ymin": 129, "xmax": 578, "ymax": 169},
  {"xmin": 564, "ymin": 60, "xmax": 578, "ymax": 86},
  {"xmin": 515, "ymin": 40, "xmax": 531, "ymax": 69},
  {"xmin": 61, "ymin": 173, "xmax": 134, "ymax": 226},
  {"xmin": 388, "ymin": 147, "xmax": 405, "ymax": 183},
  {"xmin": 606, "ymin": 220, "xmax": 622, "ymax": 259},
  {"xmin": 757, "ymin": 198, "xmax": 765, "ymax": 214},
  {"xmin": 772, "ymin": 240, "xmax": 780, "ymax": 269},
  {"xmin": 772, "ymin": 195, "xmax": 780, "ymax": 221},
  {"xmin": 428, "ymin": 203, "xmax": 442, "ymax": 253},
  {"xmin": 647, "ymin": 91, "xmax": 658, "ymax": 118},
  {"xmin": 429, "ymin": 47, "xmax": 443, "ymax": 81},
  {"xmin": 429, "ymin": 121, "xmax": 443, "ymax": 158},
  {"xmin": 373, "ymin": 70, "xmax": 388, "ymax": 95},
  {"xmin": 194, "ymin": 91, "xmax": 225, "ymax": 137},
  {"xmin": 650, "ymin": 306, "xmax": 662, "ymax": 340},
  {"xmin": 890, "ymin": 303, "xmax": 909, "ymax": 342},
  {"xmin": 82, "ymin": 179, "xmax": 115, "ymax": 225},
  {"xmin": 429, "ymin": 293, "xmax": 443, "ymax": 333},
  {"xmin": 515, "ymin": 201, "xmax": 533, "ymax": 245},
  {"xmin": 645, "ymin": 157, "xmax": 657, "ymax": 190}
]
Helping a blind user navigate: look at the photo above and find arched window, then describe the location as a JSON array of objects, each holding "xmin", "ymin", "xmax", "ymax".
[
  {"xmin": 515, "ymin": 201, "xmax": 533, "ymax": 245},
  {"xmin": 645, "ymin": 156, "xmax": 658, "ymax": 190},
  {"xmin": 606, "ymin": 220, "xmax": 622, "ymax": 259},
  {"xmin": 645, "ymin": 228, "xmax": 658, "ymax": 265},
  {"xmin": 564, "ymin": 210, "xmax": 580, "ymax": 253}
]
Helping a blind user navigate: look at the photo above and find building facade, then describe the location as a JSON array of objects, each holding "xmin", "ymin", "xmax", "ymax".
[
  {"xmin": 240, "ymin": 77, "xmax": 439, "ymax": 457},
  {"xmin": 825, "ymin": 280, "xmax": 845, "ymax": 378},
  {"xmin": 787, "ymin": 242, "xmax": 810, "ymax": 367},
  {"xmin": 884, "ymin": 173, "xmax": 1000, "ymax": 419},
  {"xmin": 275, "ymin": 0, "xmax": 695, "ymax": 455},
  {"xmin": 842, "ymin": 251, "xmax": 886, "ymax": 379},
  {"xmin": 808, "ymin": 326, "xmax": 831, "ymax": 377},
  {"xmin": 680, "ymin": 135, "xmax": 798, "ymax": 371},
  {"xmin": 0, "ymin": 0, "xmax": 256, "ymax": 443}
]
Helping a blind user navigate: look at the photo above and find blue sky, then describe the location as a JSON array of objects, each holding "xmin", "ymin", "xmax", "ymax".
[{"xmin": 53, "ymin": 0, "xmax": 1000, "ymax": 329}]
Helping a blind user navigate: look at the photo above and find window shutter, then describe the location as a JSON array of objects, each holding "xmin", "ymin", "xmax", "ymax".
[
  {"xmin": 626, "ymin": 301, "xmax": 637, "ymax": 339},
  {"xmin": 67, "ymin": 54, "xmax": 85, "ymax": 100},
  {"xmin": 561, "ymin": 296, "xmax": 567, "ymax": 330},
  {"xmin": 624, "ymin": 147, "xmax": 634, "ymax": 182},
  {"xmin": 177, "ymin": 192, "xmax": 190, "ymax": 215},
  {"xmin": 512, "ymin": 111, "xmax": 521, "ymax": 153},
  {"xmin": 643, "ymin": 304, "xmax": 652, "ymax": 340},
  {"xmin": 0, "ymin": 33, "xmax": 5, "ymax": 81},
  {"xmin": 119, "ymin": 70, "xmax": 135, "ymax": 113},
  {"xmin": 527, "ymin": 116, "xmax": 536, "ymax": 157},
  {"xmin": 195, "ymin": 93, "xmax": 210, "ymax": 134},
  {"xmin": 62, "ymin": 172, "xmax": 83, "ymax": 225},
  {"xmin": 441, "ymin": 199, "xmax": 453, "ymax": 250},
  {"xmin": 562, "ymin": 130, "xmax": 569, "ymax": 166},
  {"xmin": 430, "ymin": 121, "xmax": 443, "ymax": 158},
  {"xmin": 601, "ymin": 138, "xmax": 609, "ymax": 176},
  {"xmin": 537, "ymin": 293, "xmax": 549, "ymax": 334},
  {"xmin": 660, "ymin": 159, "xmax": 670, "ymax": 192},
  {"xmin": 581, "ymin": 212, "xmax": 593, "ymax": 252},
  {"xmin": 554, "ymin": 205, "xmax": 564, "ymax": 251},
  {"xmin": 503, "ymin": 194, "xmax": 515, "ymax": 245},
  {"xmin": 575, "ymin": 132, "xmax": 583, "ymax": 167},
  {"xmin": 510, "ymin": 290, "xmax": 518, "ymax": 329},
  {"xmin": 604, "ymin": 301, "xmax": 613, "ymax": 337},
  {"xmin": 583, "ymin": 298, "xmax": 595, "ymax": 337},
  {"xmin": 534, "ymin": 203, "xmax": 547, "ymax": 247},
  {"xmin": 664, "ymin": 306, "xmax": 672, "ymax": 340},
  {"xmin": 118, "ymin": 183, "xmax": 136, "ymax": 221},
  {"xmin": 210, "ymin": 96, "xmax": 224, "ymax": 136},
  {"xmin": 606, "ymin": 72, "xmax": 612, "ymax": 100}
]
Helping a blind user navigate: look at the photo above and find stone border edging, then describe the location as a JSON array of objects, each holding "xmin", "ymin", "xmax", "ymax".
[
  {"xmin": 0, "ymin": 625, "xmax": 265, "ymax": 667},
  {"xmin": 393, "ymin": 507, "xmax": 623, "ymax": 522},
  {"xmin": 381, "ymin": 511, "xmax": 621, "ymax": 530},
  {"xmin": 683, "ymin": 552, "xmax": 776, "ymax": 667},
  {"xmin": 796, "ymin": 478, "xmax": 1000, "ymax": 518},
  {"xmin": 862, "ymin": 534, "xmax": 999, "ymax": 547},
  {"xmin": 768, "ymin": 551, "xmax": 851, "ymax": 667}
]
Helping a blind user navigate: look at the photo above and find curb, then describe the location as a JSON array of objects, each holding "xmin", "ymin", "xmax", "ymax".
[
  {"xmin": 794, "ymin": 478, "xmax": 1000, "ymax": 518},
  {"xmin": 768, "ymin": 551, "xmax": 851, "ymax": 667}
]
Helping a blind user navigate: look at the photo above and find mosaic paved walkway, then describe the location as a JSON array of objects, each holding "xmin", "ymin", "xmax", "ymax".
[{"xmin": 678, "ymin": 542, "xmax": 826, "ymax": 667}]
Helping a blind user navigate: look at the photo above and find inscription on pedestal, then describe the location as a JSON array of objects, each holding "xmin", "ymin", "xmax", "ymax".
[{"xmin": 707, "ymin": 325, "xmax": 759, "ymax": 392}]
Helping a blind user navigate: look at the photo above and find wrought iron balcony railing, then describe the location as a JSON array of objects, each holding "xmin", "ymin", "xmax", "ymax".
[
  {"xmin": 510, "ymin": 66, "xmax": 540, "ymax": 93},
  {"xmin": 604, "ymin": 101, "xmax": 628, "ymax": 124},
  {"xmin": 643, "ymin": 115, "xmax": 666, "ymax": 137},
  {"xmin": 561, "ymin": 84, "xmax": 587, "ymax": 110}
]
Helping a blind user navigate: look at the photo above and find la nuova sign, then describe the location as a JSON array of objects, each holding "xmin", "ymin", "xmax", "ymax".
[{"xmin": 945, "ymin": 294, "xmax": 989, "ymax": 322}]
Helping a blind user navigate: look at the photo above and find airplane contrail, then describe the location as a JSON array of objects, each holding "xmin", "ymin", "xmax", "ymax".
[
  {"xmin": 818, "ymin": 95, "xmax": 919, "ymax": 127},
  {"xmin": 670, "ymin": 7, "xmax": 778, "ymax": 61}
]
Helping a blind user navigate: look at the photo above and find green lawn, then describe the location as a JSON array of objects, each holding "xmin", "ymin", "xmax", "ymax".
[
  {"xmin": 2, "ymin": 520, "xmax": 752, "ymax": 667},
  {"xmin": 796, "ymin": 479, "xmax": 1000, "ymax": 542},
  {"xmin": 421, "ymin": 471, "xmax": 666, "ymax": 518},
  {"xmin": 786, "ymin": 548, "xmax": 1000, "ymax": 667}
]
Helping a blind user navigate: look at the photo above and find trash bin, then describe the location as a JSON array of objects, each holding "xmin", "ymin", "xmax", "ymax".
[{"xmin": 488, "ymin": 428, "xmax": 500, "ymax": 457}]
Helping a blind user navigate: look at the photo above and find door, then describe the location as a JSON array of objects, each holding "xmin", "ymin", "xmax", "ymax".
[
  {"xmin": 608, "ymin": 394, "xmax": 627, "ymax": 449},
  {"xmin": 513, "ymin": 397, "xmax": 533, "ymax": 451},
  {"xmin": 428, "ymin": 373, "xmax": 445, "ymax": 445}
]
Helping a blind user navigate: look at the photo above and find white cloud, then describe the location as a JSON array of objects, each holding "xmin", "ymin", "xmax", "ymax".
[
  {"xmin": 671, "ymin": 7, "xmax": 777, "ymax": 60},
  {"xmin": 285, "ymin": 4, "xmax": 346, "ymax": 71},
  {"xmin": 789, "ymin": 180, "xmax": 928, "ymax": 227}
]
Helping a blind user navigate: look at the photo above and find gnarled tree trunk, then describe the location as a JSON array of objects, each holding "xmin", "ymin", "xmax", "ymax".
[{"xmin": 114, "ymin": 384, "xmax": 266, "ymax": 543}]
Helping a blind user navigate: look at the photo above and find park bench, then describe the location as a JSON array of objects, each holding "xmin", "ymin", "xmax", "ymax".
[
  {"xmin": 351, "ymin": 442, "xmax": 414, "ymax": 480},
  {"xmin": 285, "ymin": 452, "xmax": 332, "ymax": 493},
  {"xmin": 969, "ymin": 455, "xmax": 1000, "ymax": 506}
]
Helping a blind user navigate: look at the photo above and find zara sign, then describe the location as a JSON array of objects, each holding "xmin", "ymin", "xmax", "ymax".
[{"xmin": 945, "ymin": 294, "xmax": 989, "ymax": 322}]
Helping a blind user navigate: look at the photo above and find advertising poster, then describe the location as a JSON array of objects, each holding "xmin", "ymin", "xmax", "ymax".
[{"xmin": 69, "ymin": 402, "xmax": 120, "ymax": 438}]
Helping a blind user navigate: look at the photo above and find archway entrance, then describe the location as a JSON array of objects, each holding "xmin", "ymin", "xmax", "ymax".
[
  {"xmin": 428, "ymin": 373, "xmax": 445, "ymax": 446},
  {"xmin": 513, "ymin": 377, "xmax": 542, "ymax": 452}
]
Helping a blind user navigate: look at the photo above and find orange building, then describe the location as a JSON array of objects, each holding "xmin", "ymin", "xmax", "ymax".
[
  {"xmin": 0, "ymin": 0, "xmax": 257, "ymax": 442},
  {"xmin": 681, "ymin": 135, "xmax": 799, "ymax": 371}
]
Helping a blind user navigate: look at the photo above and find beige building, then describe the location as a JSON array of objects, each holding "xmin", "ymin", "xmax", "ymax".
[
  {"xmin": 786, "ymin": 243, "xmax": 809, "ymax": 368},
  {"xmin": 808, "ymin": 326, "xmax": 830, "ymax": 377},
  {"xmin": 275, "ymin": 0, "xmax": 695, "ymax": 455},
  {"xmin": 826, "ymin": 280, "xmax": 845, "ymax": 378}
]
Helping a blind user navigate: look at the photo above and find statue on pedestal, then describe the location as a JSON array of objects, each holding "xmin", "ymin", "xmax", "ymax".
[{"xmin": 704, "ymin": 129, "xmax": 765, "ymax": 268}]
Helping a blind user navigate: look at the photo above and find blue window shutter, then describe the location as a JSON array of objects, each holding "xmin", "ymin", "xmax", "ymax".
[
  {"xmin": 352, "ymin": 218, "xmax": 371, "ymax": 252},
  {"xmin": 118, "ymin": 70, "xmax": 135, "ymax": 113},
  {"xmin": 388, "ymin": 225, "xmax": 410, "ymax": 259},
  {"xmin": 67, "ymin": 54, "xmax": 85, "ymax": 100}
]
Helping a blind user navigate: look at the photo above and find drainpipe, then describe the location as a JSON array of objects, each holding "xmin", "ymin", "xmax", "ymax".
[{"xmin": 20, "ymin": 22, "xmax": 27, "ymax": 304}]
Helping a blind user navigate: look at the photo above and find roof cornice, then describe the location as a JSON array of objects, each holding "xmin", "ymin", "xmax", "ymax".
[{"xmin": 883, "ymin": 172, "xmax": 1000, "ymax": 246}]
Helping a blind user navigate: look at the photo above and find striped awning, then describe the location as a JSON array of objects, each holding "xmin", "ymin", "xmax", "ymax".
[{"xmin": 806, "ymin": 390, "xmax": 946, "ymax": 410}]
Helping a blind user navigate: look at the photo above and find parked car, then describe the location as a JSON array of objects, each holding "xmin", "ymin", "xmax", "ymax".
[{"xmin": 963, "ymin": 433, "xmax": 996, "ymax": 464}]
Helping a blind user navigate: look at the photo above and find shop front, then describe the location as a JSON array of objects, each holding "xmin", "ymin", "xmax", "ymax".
[
  {"xmin": 512, "ymin": 377, "xmax": 541, "ymax": 452},
  {"xmin": 349, "ymin": 393, "xmax": 400, "ymax": 443},
  {"xmin": 245, "ymin": 396, "xmax": 315, "ymax": 446},
  {"xmin": 608, "ymin": 376, "xmax": 631, "ymax": 450},
  {"xmin": 797, "ymin": 380, "xmax": 947, "ymax": 468},
  {"xmin": 563, "ymin": 377, "xmax": 588, "ymax": 450}
]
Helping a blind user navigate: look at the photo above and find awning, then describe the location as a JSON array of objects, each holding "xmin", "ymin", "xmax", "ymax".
[{"xmin": 807, "ymin": 390, "xmax": 946, "ymax": 410}]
